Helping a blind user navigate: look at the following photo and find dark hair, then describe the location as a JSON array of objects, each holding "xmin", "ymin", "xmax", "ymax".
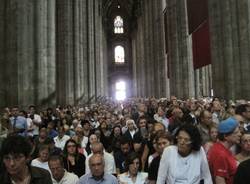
[
  {"xmin": 124, "ymin": 152, "xmax": 141, "ymax": 172},
  {"xmin": 235, "ymin": 104, "xmax": 250, "ymax": 115},
  {"xmin": 155, "ymin": 130, "xmax": 173, "ymax": 143},
  {"xmin": 0, "ymin": 135, "xmax": 32, "ymax": 158},
  {"xmin": 174, "ymin": 124, "xmax": 202, "ymax": 151},
  {"xmin": 63, "ymin": 139, "xmax": 79, "ymax": 158},
  {"xmin": 48, "ymin": 155, "xmax": 64, "ymax": 167}
]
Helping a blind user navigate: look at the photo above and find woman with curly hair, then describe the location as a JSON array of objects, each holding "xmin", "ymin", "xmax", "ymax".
[
  {"xmin": 63, "ymin": 139, "xmax": 86, "ymax": 177},
  {"xmin": 157, "ymin": 124, "xmax": 212, "ymax": 184}
]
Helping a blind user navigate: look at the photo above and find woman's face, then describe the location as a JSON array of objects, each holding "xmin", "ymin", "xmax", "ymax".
[
  {"xmin": 241, "ymin": 134, "xmax": 250, "ymax": 152},
  {"xmin": 66, "ymin": 142, "xmax": 77, "ymax": 155},
  {"xmin": 176, "ymin": 130, "xmax": 192, "ymax": 156},
  {"xmin": 89, "ymin": 134, "xmax": 98, "ymax": 144},
  {"xmin": 210, "ymin": 127, "xmax": 218, "ymax": 142},
  {"xmin": 129, "ymin": 158, "xmax": 140, "ymax": 176}
]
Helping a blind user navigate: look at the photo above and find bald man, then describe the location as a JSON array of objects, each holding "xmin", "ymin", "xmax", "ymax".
[
  {"xmin": 78, "ymin": 154, "xmax": 118, "ymax": 184},
  {"xmin": 85, "ymin": 142, "xmax": 116, "ymax": 175}
]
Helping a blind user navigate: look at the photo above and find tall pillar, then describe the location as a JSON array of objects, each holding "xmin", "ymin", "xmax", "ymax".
[
  {"xmin": 167, "ymin": 0, "xmax": 194, "ymax": 98},
  {"xmin": 87, "ymin": 0, "xmax": 96, "ymax": 102},
  {"xmin": 0, "ymin": 0, "xmax": 6, "ymax": 107},
  {"xmin": 56, "ymin": 0, "xmax": 75, "ymax": 105},
  {"xmin": 208, "ymin": 0, "xmax": 250, "ymax": 99},
  {"xmin": 46, "ymin": 0, "xmax": 56, "ymax": 106}
]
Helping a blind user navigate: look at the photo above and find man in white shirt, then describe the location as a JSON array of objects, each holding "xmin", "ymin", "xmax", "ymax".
[
  {"xmin": 54, "ymin": 126, "xmax": 70, "ymax": 150},
  {"xmin": 85, "ymin": 142, "xmax": 116, "ymax": 175},
  {"xmin": 48, "ymin": 155, "xmax": 79, "ymax": 184}
]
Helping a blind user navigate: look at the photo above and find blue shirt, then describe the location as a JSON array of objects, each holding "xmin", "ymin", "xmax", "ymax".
[
  {"xmin": 78, "ymin": 173, "xmax": 118, "ymax": 184},
  {"xmin": 10, "ymin": 116, "xmax": 27, "ymax": 136}
]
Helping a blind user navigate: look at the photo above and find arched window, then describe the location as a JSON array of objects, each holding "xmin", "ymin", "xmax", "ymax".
[
  {"xmin": 115, "ymin": 81, "xmax": 126, "ymax": 101},
  {"xmin": 115, "ymin": 45, "xmax": 125, "ymax": 63},
  {"xmin": 114, "ymin": 16, "xmax": 124, "ymax": 34}
]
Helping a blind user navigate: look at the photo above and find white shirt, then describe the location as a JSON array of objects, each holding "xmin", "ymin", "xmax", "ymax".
[
  {"xmin": 31, "ymin": 159, "xmax": 51, "ymax": 173},
  {"xmin": 118, "ymin": 172, "xmax": 148, "ymax": 184},
  {"xmin": 54, "ymin": 135, "xmax": 71, "ymax": 150},
  {"xmin": 85, "ymin": 152, "xmax": 116, "ymax": 174},
  {"xmin": 52, "ymin": 170, "xmax": 79, "ymax": 184},
  {"xmin": 156, "ymin": 145, "xmax": 212, "ymax": 184}
]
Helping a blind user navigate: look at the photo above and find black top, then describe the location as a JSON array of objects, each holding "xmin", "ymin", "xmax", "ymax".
[
  {"xmin": 0, "ymin": 166, "xmax": 52, "ymax": 184},
  {"xmin": 234, "ymin": 158, "xmax": 250, "ymax": 184},
  {"xmin": 148, "ymin": 155, "xmax": 161, "ymax": 181},
  {"xmin": 63, "ymin": 153, "xmax": 86, "ymax": 177}
]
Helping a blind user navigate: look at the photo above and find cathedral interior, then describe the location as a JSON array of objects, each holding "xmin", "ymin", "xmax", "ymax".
[{"xmin": 1, "ymin": 0, "xmax": 250, "ymax": 108}]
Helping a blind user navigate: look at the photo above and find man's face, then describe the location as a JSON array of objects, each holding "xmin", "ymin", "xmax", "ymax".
[
  {"xmin": 49, "ymin": 160, "xmax": 64, "ymax": 182},
  {"xmin": 138, "ymin": 119, "xmax": 147, "ymax": 129},
  {"xmin": 121, "ymin": 143, "xmax": 130, "ymax": 155},
  {"xmin": 11, "ymin": 108, "xmax": 19, "ymax": 117},
  {"xmin": 241, "ymin": 134, "xmax": 250, "ymax": 152},
  {"xmin": 243, "ymin": 107, "xmax": 250, "ymax": 121},
  {"xmin": 89, "ymin": 156, "xmax": 105, "ymax": 177},
  {"xmin": 3, "ymin": 153, "xmax": 28, "ymax": 176},
  {"xmin": 201, "ymin": 111, "xmax": 212, "ymax": 126}
]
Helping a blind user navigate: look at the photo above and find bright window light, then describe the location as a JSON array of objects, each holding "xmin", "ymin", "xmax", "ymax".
[
  {"xmin": 115, "ymin": 81, "xmax": 126, "ymax": 101},
  {"xmin": 115, "ymin": 46, "xmax": 125, "ymax": 63}
]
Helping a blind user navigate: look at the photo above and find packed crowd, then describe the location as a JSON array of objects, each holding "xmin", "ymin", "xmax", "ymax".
[{"xmin": 0, "ymin": 96, "xmax": 249, "ymax": 184}]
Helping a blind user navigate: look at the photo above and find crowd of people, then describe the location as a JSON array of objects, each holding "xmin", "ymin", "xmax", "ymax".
[{"xmin": 0, "ymin": 96, "xmax": 250, "ymax": 184}]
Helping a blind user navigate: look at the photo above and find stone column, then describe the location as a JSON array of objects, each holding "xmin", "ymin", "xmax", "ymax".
[
  {"xmin": 87, "ymin": 0, "xmax": 96, "ymax": 102},
  {"xmin": 167, "ymin": 0, "xmax": 194, "ymax": 99},
  {"xmin": 56, "ymin": 0, "xmax": 75, "ymax": 105},
  {"xmin": 208, "ymin": 0, "xmax": 250, "ymax": 100},
  {"xmin": 46, "ymin": 0, "xmax": 56, "ymax": 106},
  {"xmin": 34, "ymin": 0, "xmax": 48, "ymax": 105},
  {"xmin": 0, "ymin": 0, "xmax": 6, "ymax": 107}
]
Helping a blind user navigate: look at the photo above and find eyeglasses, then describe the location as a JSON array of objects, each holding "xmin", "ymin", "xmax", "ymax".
[
  {"xmin": 3, "ymin": 154, "xmax": 25, "ymax": 162},
  {"xmin": 176, "ymin": 136, "xmax": 192, "ymax": 145}
]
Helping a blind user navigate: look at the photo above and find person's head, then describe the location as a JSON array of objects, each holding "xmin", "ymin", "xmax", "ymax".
[
  {"xmin": 112, "ymin": 125, "xmax": 122, "ymax": 137},
  {"xmin": 209, "ymin": 123, "xmax": 218, "ymax": 142},
  {"xmin": 91, "ymin": 142, "xmax": 104, "ymax": 155},
  {"xmin": 124, "ymin": 152, "xmax": 141, "ymax": 176},
  {"xmin": 155, "ymin": 130, "xmax": 172, "ymax": 154},
  {"xmin": 75, "ymin": 127, "xmax": 84, "ymax": 137},
  {"xmin": 217, "ymin": 117, "xmax": 241, "ymax": 145},
  {"xmin": 174, "ymin": 124, "xmax": 202, "ymax": 156},
  {"xmin": 58, "ymin": 126, "xmax": 65, "ymax": 138},
  {"xmin": 120, "ymin": 137, "xmax": 131, "ymax": 155},
  {"xmin": 157, "ymin": 106, "xmax": 165, "ymax": 117},
  {"xmin": 234, "ymin": 114, "xmax": 245, "ymax": 133},
  {"xmin": 126, "ymin": 119, "xmax": 136, "ymax": 131},
  {"xmin": 39, "ymin": 127, "xmax": 48, "ymax": 139},
  {"xmin": 89, "ymin": 154, "xmax": 105, "ymax": 178},
  {"xmin": 48, "ymin": 155, "xmax": 65, "ymax": 182},
  {"xmin": 38, "ymin": 144, "xmax": 50, "ymax": 162},
  {"xmin": 1, "ymin": 135, "xmax": 31, "ymax": 176},
  {"xmin": 64, "ymin": 139, "xmax": 78, "ymax": 156},
  {"xmin": 11, "ymin": 106, "xmax": 19, "ymax": 117},
  {"xmin": 235, "ymin": 104, "xmax": 250, "ymax": 121},
  {"xmin": 153, "ymin": 122, "xmax": 165, "ymax": 134},
  {"xmin": 240, "ymin": 132, "xmax": 250, "ymax": 153},
  {"xmin": 81, "ymin": 120, "xmax": 90, "ymax": 130},
  {"xmin": 28, "ymin": 105, "xmax": 36, "ymax": 115},
  {"xmin": 200, "ymin": 110, "xmax": 212, "ymax": 127},
  {"xmin": 137, "ymin": 116, "xmax": 147, "ymax": 129},
  {"xmin": 212, "ymin": 100, "xmax": 221, "ymax": 112},
  {"xmin": 89, "ymin": 133, "xmax": 99, "ymax": 144},
  {"xmin": 171, "ymin": 107, "xmax": 184, "ymax": 119}
]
